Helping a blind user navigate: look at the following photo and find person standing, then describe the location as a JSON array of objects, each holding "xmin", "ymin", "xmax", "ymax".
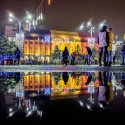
[
  {"xmin": 86, "ymin": 46, "xmax": 92, "ymax": 65},
  {"xmin": 72, "ymin": 51, "xmax": 76, "ymax": 65},
  {"xmin": 121, "ymin": 42, "xmax": 125, "ymax": 65},
  {"xmin": 6, "ymin": 53, "xmax": 9, "ymax": 65},
  {"xmin": 14, "ymin": 48, "xmax": 21, "ymax": 65},
  {"xmin": 107, "ymin": 28, "xmax": 114, "ymax": 66},
  {"xmin": 69, "ymin": 54, "xmax": 73, "ymax": 65},
  {"xmin": 62, "ymin": 47, "xmax": 69, "ymax": 65},
  {"xmin": 0, "ymin": 53, "xmax": 4, "ymax": 65},
  {"xmin": 98, "ymin": 26, "xmax": 109, "ymax": 66}
]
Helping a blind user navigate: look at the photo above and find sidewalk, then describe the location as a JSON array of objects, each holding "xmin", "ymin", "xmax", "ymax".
[{"xmin": 0, "ymin": 65, "xmax": 125, "ymax": 72}]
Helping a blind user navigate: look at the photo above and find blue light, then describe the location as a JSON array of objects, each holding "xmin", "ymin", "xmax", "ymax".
[
  {"xmin": 44, "ymin": 35, "xmax": 51, "ymax": 43},
  {"xmin": 44, "ymin": 88, "xmax": 51, "ymax": 95}
]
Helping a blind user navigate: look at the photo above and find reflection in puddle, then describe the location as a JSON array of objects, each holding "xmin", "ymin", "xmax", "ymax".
[{"xmin": 0, "ymin": 71, "xmax": 124, "ymax": 120}]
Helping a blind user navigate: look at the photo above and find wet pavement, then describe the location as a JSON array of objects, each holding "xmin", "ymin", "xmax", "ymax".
[
  {"xmin": 0, "ymin": 65, "xmax": 125, "ymax": 72},
  {"xmin": 0, "ymin": 71, "xmax": 125, "ymax": 124}
]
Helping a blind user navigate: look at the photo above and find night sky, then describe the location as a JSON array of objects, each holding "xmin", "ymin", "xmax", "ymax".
[{"xmin": 0, "ymin": 0, "xmax": 125, "ymax": 40}]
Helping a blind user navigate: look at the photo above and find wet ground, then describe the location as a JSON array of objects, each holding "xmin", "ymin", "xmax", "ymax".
[{"xmin": 0, "ymin": 69, "xmax": 125, "ymax": 124}]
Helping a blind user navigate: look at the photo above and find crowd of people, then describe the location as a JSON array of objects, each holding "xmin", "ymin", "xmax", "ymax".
[
  {"xmin": 0, "ymin": 48, "xmax": 21, "ymax": 65},
  {"xmin": 1, "ymin": 26, "xmax": 125, "ymax": 66},
  {"xmin": 62, "ymin": 26, "xmax": 125, "ymax": 66}
]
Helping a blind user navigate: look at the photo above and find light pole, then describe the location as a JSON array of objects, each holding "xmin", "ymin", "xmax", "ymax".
[
  {"xmin": 8, "ymin": 11, "xmax": 33, "ymax": 62},
  {"xmin": 8, "ymin": 11, "xmax": 32, "ymax": 33}
]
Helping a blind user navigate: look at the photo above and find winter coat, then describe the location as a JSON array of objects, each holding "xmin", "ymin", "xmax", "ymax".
[
  {"xmin": 121, "ymin": 45, "xmax": 125, "ymax": 53},
  {"xmin": 108, "ymin": 32, "xmax": 114, "ymax": 51},
  {"xmin": 98, "ymin": 32, "xmax": 109, "ymax": 47}
]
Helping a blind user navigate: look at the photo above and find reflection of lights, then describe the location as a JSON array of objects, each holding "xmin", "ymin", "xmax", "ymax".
[
  {"xmin": 86, "ymin": 104, "xmax": 91, "ymax": 110},
  {"xmin": 79, "ymin": 101, "xmax": 84, "ymax": 107},
  {"xmin": 9, "ymin": 108, "xmax": 12, "ymax": 112},
  {"xmin": 27, "ymin": 108, "xmax": 29, "ymax": 111},
  {"xmin": 9, "ymin": 112, "xmax": 14, "ymax": 117},
  {"xmin": 99, "ymin": 103, "xmax": 103, "ymax": 108}
]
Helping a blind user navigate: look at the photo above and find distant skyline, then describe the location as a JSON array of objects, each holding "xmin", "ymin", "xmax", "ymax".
[{"xmin": 0, "ymin": 0, "xmax": 125, "ymax": 40}]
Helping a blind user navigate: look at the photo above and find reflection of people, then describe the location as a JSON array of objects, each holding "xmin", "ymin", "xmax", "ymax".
[
  {"xmin": 121, "ymin": 72, "xmax": 125, "ymax": 96},
  {"xmin": 97, "ymin": 72, "xmax": 112, "ymax": 106},
  {"xmin": 85, "ymin": 72, "xmax": 92, "ymax": 85},
  {"xmin": 62, "ymin": 72, "xmax": 69, "ymax": 85},
  {"xmin": 62, "ymin": 47, "xmax": 69, "ymax": 65},
  {"xmin": 14, "ymin": 72, "xmax": 20, "ymax": 83}
]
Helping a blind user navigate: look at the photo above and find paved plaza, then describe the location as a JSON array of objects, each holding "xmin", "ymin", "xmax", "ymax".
[{"xmin": 0, "ymin": 65, "xmax": 125, "ymax": 72}]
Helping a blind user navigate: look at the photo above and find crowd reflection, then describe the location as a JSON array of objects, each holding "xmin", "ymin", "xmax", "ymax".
[{"xmin": 0, "ymin": 71, "xmax": 125, "ymax": 118}]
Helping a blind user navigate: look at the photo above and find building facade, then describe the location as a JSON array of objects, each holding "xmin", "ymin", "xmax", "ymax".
[{"xmin": 23, "ymin": 29, "xmax": 98, "ymax": 64}]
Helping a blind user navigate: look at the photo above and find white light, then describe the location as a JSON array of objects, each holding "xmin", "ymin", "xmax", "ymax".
[
  {"xmin": 9, "ymin": 13, "xmax": 14, "ymax": 17},
  {"xmin": 9, "ymin": 18, "xmax": 13, "ymax": 22},
  {"xmin": 87, "ymin": 21, "xmax": 91, "ymax": 27},
  {"xmin": 27, "ymin": 14, "xmax": 32, "ymax": 20},
  {"xmin": 39, "ymin": 15, "xmax": 41, "ymax": 20},
  {"xmin": 9, "ymin": 108, "xmax": 12, "ymax": 112},
  {"xmin": 26, "ymin": 19, "xmax": 29, "ymax": 23},
  {"xmin": 40, "ymin": 13, "xmax": 43, "ymax": 20},
  {"xmin": 87, "ymin": 104, "xmax": 91, "ymax": 110},
  {"xmin": 79, "ymin": 101, "xmax": 84, "ymax": 107},
  {"xmin": 99, "ymin": 103, "xmax": 103, "ymax": 108},
  {"xmin": 9, "ymin": 112, "xmax": 13, "ymax": 117},
  {"xmin": 79, "ymin": 24, "xmax": 84, "ymax": 30},
  {"xmin": 28, "ymin": 111, "xmax": 32, "ymax": 115},
  {"xmin": 32, "ymin": 20, "xmax": 35, "ymax": 26}
]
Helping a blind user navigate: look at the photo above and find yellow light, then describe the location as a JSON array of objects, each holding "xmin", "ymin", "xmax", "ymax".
[{"xmin": 48, "ymin": 0, "xmax": 51, "ymax": 5}]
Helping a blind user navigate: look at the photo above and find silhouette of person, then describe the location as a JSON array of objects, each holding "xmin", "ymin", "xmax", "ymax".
[
  {"xmin": 14, "ymin": 72, "xmax": 21, "ymax": 83},
  {"xmin": 62, "ymin": 72, "xmax": 69, "ymax": 85}
]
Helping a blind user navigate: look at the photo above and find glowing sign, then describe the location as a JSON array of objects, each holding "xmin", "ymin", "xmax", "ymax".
[
  {"xmin": 16, "ymin": 33, "xmax": 24, "ymax": 41},
  {"xmin": 44, "ymin": 88, "xmax": 51, "ymax": 95},
  {"xmin": 16, "ymin": 90, "xmax": 24, "ymax": 97},
  {"xmin": 44, "ymin": 35, "xmax": 51, "ymax": 43}
]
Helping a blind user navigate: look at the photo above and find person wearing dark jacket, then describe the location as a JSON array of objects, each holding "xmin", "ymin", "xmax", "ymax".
[
  {"xmin": 85, "ymin": 46, "xmax": 92, "ymax": 65},
  {"xmin": 121, "ymin": 42, "xmax": 125, "ymax": 65},
  {"xmin": 62, "ymin": 47, "xmax": 69, "ymax": 65},
  {"xmin": 98, "ymin": 26, "xmax": 109, "ymax": 66},
  {"xmin": 14, "ymin": 48, "xmax": 21, "ymax": 65}
]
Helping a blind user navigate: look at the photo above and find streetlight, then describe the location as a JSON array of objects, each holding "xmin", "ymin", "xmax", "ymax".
[
  {"xmin": 8, "ymin": 11, "xmax": 32, "ymax": 33},
  {"xmin": 99, "ymin": 20, "xmax": 106, "ymax": 30}
]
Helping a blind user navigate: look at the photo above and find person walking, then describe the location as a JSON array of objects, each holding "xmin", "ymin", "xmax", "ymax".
[
  {"xmin": 14, "ymin": 48, "xmax": 21, "ymax": 65},
  {"xmin": 62, "ymin": 47, "xmax": 69, "ymax": 65},
  {"xmin": 98, "ymin": 26, "xmax": 109, "ymax": 66},
  {"xmin": 107, "ymin": 28, "xmax": 114, "ymax": 66}
]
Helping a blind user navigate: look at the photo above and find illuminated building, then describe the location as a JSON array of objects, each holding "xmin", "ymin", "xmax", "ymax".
[{"xmin": 23, "ymin": 29, "xmax": 98, "ymax": 64}]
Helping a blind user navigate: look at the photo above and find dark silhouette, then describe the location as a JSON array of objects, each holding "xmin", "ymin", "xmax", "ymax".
[
  {"xmin": 71, "ymin": 51, "xmax": 76, "ymax": 65},
  {"xmin": 62, "ymin": 72, "xmax": 69, "ymax": 85},
  {"xmin": 14, "ymin": 48, "xmax": 21, "ymax": 65},
  {"xmin": 62, "ymin": 47, "xmax": 69, "ymax": 65},
  {"xmin": 14, "ymin": 72, "xmax": 21, "ymax": 83}
]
